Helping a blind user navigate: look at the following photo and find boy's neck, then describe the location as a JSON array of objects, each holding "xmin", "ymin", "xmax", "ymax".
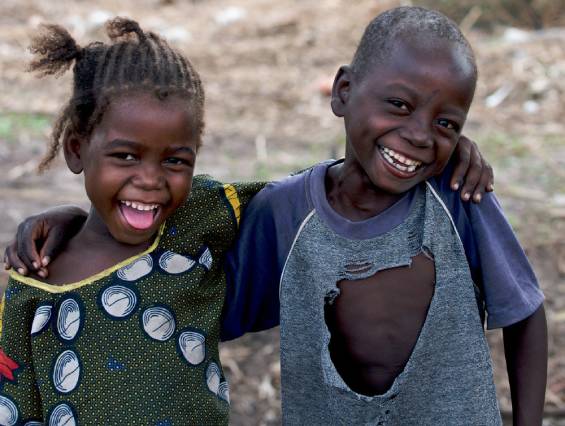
[
  {"xmin": 325, "ymin": 160, "xmax": 406, "ymax": 221},
  {"xmin": 35, "ymin": 207, "xmax": 154, "ymax": 285}
]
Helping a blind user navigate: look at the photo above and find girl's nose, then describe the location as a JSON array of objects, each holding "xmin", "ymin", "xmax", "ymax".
[{"xmin": 133, "ymin": 163, "xmax": 165, "ymax": 190}]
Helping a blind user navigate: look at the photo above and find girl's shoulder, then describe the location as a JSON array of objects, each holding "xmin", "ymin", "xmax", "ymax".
[{"xmin": 163, "ymin": 175, "xmax": 266, "ymax": 251}]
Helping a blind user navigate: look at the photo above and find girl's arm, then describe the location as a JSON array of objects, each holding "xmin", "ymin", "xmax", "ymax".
[{"xmin": 503, "ymin": 305, "xmax": 547, "ymax": 426}]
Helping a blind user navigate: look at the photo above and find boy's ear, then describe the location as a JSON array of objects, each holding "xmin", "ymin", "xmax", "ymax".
[
  {"xmin": 331, "ymin": 65, "xmax": 353, "ymax": 117},
  {"xmin": 63, "ymin": 133, "xmax": 85, "ymax": 174}
]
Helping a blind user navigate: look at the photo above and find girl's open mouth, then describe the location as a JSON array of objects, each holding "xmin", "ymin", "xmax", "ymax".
[{"xmin": 119, "ymin": 201, "xmax": 161, "ymax": 230}]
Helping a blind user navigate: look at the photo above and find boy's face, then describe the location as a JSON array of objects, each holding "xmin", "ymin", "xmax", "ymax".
[
  {"xmin": 67, "ymin": 92, "xmax": 198, "ymax": 245},
  {"xmin": 334, "ymin": 38, "xmax": 476, "ymax": 195}
]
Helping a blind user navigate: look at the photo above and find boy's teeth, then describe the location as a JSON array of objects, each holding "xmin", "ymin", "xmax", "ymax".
[{"xmin": 381, "ymin": 146, "xmax": 421, "ymax": 168}]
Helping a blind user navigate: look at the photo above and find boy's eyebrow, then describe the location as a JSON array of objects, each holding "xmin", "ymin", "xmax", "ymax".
[{"xmin": 383, "ymin": 83, "xmax": 468, "ymax": 116}]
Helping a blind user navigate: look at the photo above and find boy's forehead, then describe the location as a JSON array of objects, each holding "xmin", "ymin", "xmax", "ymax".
[{"xmin": 362, "ymin": 36, "xmax": 476, "ymax": 86}]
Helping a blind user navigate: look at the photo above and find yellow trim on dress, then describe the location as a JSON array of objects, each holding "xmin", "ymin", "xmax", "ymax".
[
  {"xmin": 223, "ymin": 184, "xmax": 242, "ymax": 226},
  {"xmin": 7, "ymin": 223, "xmax": 165, "ymax": 294}
]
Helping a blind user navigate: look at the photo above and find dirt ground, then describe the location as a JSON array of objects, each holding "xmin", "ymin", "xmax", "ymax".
[{"xmin": 0, "ymin": 0, "xmax": 564, "ymax": 424}]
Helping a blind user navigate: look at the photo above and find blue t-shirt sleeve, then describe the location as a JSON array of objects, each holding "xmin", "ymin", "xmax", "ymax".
[
  {"xmin": 221, "ymin": 190, "xmax": 282, "ymax": 341},
  {"xmin": 220, "ymin": 173, "xmax": 313, "ymax": 341},
  {"xmin": 432, "ymin": 163, "xmax": 544, "ymax": 329}
]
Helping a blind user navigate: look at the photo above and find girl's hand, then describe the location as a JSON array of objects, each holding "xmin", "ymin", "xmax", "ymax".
[
  {"xmin": 3, "ymin": 206, "xmax": 87, "ymax": 277},
  {"xmin": 450, "ymin": 135, "xmax": 494, "ymax": 203}
]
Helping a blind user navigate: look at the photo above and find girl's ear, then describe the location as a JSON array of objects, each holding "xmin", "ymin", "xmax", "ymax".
[
  {"xmin": 331, "ymin": 65, "xmax": 353, "ymax": 117},
  {"xmin": 63, "ymin": 133, "xmax": 85, "ymax": 174}
]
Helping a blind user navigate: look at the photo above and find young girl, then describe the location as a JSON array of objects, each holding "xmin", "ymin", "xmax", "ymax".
[{"xmin": 0, "ymin": 18, "xmax": 261, "ymax": 424}]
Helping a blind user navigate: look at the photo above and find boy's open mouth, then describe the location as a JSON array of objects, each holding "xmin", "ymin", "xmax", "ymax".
[
  {"xmin": 119, "ymin": 200, "xmax": 161, "ymax": 230},
  {"xmin": 378, "ymin": 145, "xmax": 424, "ymax": 174}
]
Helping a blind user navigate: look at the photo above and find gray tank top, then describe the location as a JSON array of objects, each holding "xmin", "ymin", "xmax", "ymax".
[{"xmin": 279, "ymin": 183, "xmax": 501, "ymax": 425}]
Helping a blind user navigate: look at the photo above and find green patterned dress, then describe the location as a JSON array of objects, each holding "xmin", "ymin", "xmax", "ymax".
[{"xmin": 0, "ymin": 176, "xmax": 263, "ymax": 426}]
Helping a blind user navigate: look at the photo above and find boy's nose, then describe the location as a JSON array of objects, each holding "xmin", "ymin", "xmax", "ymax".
[{"xmin": 400, "ymin": 118, "xmax": 433, "ymax": 148}]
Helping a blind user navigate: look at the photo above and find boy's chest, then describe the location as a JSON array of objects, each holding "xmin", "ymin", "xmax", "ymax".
[{"xmin": 324, "ymin": 252, "xmax": 435, "ymax": 394}]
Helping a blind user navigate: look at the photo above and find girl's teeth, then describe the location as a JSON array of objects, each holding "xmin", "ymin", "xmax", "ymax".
[{"xmin": 121, "ymin": 201, "xmax": 158, "ymax": 211}]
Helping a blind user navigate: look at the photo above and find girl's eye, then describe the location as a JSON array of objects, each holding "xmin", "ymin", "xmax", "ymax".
[
  {"xmin": 164, "ymin": 157, "xmax": 190, "ymax": 166},
  {"xmin": 388, "ymin": 99, "xmax": 409, "ymax": 111},
  {"xmin": 112, "ymin": 153, "xmax": 137, "ymax": 161},
  {"xmin": 437, "ymin": 119, "xmax": 459, "ymax": 132}
]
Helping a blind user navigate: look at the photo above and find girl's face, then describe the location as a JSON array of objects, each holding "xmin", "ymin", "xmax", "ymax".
[{"xmin": 68, "ymin": 92, "xmax": 199, "ymax": 245}]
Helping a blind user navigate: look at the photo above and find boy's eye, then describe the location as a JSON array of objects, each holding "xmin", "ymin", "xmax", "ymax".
[
  {"xmin": 437, "ymin": 118, "xmax": 459, "ymax": 132},
  {"xmin": 387, "ymin": 99, "xmax": 409, "ymax": 111}
]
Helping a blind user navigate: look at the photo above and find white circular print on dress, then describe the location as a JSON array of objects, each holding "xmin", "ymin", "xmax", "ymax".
[
  {"xmin": 48, "ymin": 403, "xmax": 77, "ymax": 426},
  {"xmin": 116, "ymin": 254, "xmax": 153, "ymax": 281},
  {"xmin": 0, "ymin": 395, "xmax": 19, "ymax": 426},
  {"xmin": 206, "ymin": 361, "xmax": 222, "ymax": 395},
  {"xmin": 218, "ymin": 381, "xmax": 230, "ymax": 403},
  {"xmin": 31, "ymin": 303, "xmax": 52, "ymax": 335},
  {"xmin": 158, "ymin": 251, "xmax": 196, "ymax": 274},
  {"xmin": 52, "ymin": 350, "xmax": 81, "ymax": 394},
  {"xmin": 177, "ymin": 330, "xmax": 206, "ymax": 365},
  {"xmin": 56, "ymin": 298, "xmax": 81, "ymax": 342},
  {"xmin": 100, "ymin": 285, "xmax": 138, "ymax": 319},
  {"xmin": 141, "ymin": 306, "xmax": 176, "ymax": 341}
]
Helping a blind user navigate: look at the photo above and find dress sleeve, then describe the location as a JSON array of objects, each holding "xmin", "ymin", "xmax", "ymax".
[
  {"xmin": 0, "ymin": 280, "xmax": 43, "ymax": 423},
  {"xmin": 431, "ymin": 160, "xmax": 544, "ymax": 329},
  {"xmin": 220, "ymin": 181, "xmax": 268, "ymax": 228}
]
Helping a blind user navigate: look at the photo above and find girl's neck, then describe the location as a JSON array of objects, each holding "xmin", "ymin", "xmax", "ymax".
[{"xmin": 34, "ymin": 207, "xmax": 154, "ymax": 285}]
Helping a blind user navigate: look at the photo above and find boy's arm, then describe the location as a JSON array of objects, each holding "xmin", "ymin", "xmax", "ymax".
[
  {"xmin": 431, "ymin": 163, "xmax": 547, "ymax": 422},
  {"xmin": 503, "ymin": 305, "xmax": 547, "ymax": 426},
  {"xmin": 450, "ymin": 134, "xmax": 495, "ymax": 203},
  {"xmin": 221, "ymin": 175, "xmax": 312, "ymax": 341},
  {"xmin": 3, "ymin": 205, "xmax": 87, "ymax": 276}
]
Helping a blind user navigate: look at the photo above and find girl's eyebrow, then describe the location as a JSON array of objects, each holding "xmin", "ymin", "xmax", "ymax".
[
  {"xmin": 171, "ymin": 146, "xmax": 196, "ymax": 156},
  {"xmin": 105, "ymin": 139, "xmax": 139, "ymax": 149}
]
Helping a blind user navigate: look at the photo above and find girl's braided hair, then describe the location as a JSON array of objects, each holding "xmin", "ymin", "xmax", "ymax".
[{"xmin": 28, "ymin": 17, "xmax": 205, "ymax": 172}]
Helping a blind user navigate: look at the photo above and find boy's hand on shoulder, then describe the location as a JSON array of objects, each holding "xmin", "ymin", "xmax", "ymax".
[
  {"xmin": 450, "ymin": 135, "xmax": 494, "ymax": 204},
  {"xmin": 3, "ymin": 205, "xmax": 87, "ymax": 277}
]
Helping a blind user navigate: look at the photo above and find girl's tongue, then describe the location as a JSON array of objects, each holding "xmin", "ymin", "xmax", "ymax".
[{"xmin": 121, "ymin": 204, "xmax": 156, "ymax": 230}]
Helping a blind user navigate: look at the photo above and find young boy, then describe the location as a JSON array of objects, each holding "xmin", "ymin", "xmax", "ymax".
[{"xmin": 221, "ymin": 7, "xmax": 546, "ymax": 425}]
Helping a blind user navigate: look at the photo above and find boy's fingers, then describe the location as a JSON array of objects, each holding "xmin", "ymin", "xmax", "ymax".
[
  {"xmin": 38, "ymin": 227, "xmax": 66, "ymax": 266},
  {"xmin": 4, "ymin": 242, "xmax": 28, "ymax": 275},
  {"xmin": 459, "ymin": 145, "xmax": 483, "ymax": 203},
  {"xmin": 450, "ymin": 146, "xmax": 470, "ymax": 191},
  {"xmin": 472, "ymin": 163, "xmax": 494, "ymax": 203},
  {"xmin": 484, "ymin": 162, "xmax": 495, "ymax": 192},
  {"xmin": 15, "ymin": 218, "xmax": 50, "ymax": 271}
]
